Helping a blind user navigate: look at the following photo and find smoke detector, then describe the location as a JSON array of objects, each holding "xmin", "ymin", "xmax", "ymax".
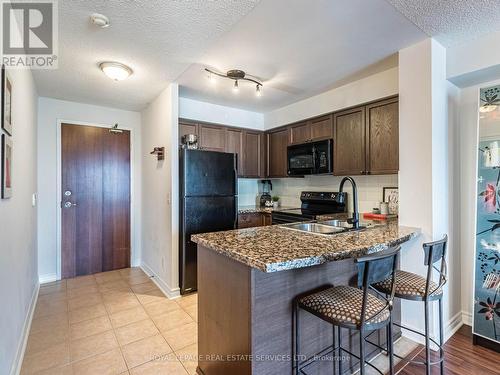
[{"xmin": 90, "ymin": 13, "xmax": 110, "ymax": 28}]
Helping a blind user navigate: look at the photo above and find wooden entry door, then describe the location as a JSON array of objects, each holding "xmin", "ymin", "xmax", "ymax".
[{"xmin": 61, "ymin": 123, "xmax": 131, "ymax": 278}]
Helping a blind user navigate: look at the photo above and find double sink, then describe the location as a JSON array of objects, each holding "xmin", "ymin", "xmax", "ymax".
[{"xmin": 280, "ymin": 219, "xmax": 373, "ymax": 235}]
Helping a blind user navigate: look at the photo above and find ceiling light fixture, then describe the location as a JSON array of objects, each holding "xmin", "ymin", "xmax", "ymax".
[
  {"xmin": 256, "ymin": 84, "xmax": 262, "ymax": 97},
  {"xmin": 99, "ymin": 62, "xmax": 133, "ymax": 81},
  {"xmin": 90, "ymin": 13, "xmax": 110, "ymax": 28},
  {"xmin": 207, "ymin": 71, "xmax": 216, "ymax": 84},
  {"xmin": 480, "ymin": 87, "xmax": 500, "ymax": 113},
  {"xmin": 205, "ymin": 68, "xmax": 263, "ymax": 96}
]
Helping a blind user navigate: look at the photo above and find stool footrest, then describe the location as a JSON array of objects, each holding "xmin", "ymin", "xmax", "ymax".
[
  {"xmin": 295, "ymin": 346, "xmax": 335, "ymax": 373},
  {"xmin": 338, "ymin": 346, "xmax": 385, "ymax": 375},
  {"xmin": 364, "ymin": 338, "xmax": 445, "ymax": 366}
]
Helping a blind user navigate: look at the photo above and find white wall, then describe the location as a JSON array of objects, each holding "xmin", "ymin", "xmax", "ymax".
[
  {"xmin": 141, "ymin": 84, "xmax": 180, "ymax": 296},
  {"xmin": 271, "ymin": 175, "xmax": 398, "ymax": 213},
  {"xmin": 447, "ymin": 29, "xmax": 500, "ymax": 88},
  {"xmin": 179, "ymin": 97, "xmax": 264, "ymax": 130},
  {"xmin": 0, "ymin": 69, "xmax": 38, "ymax": 375},
  {"xmin": 398, "ymin": 38, "xmax": 462, "ymax": 343},
  {"xmin": 265, "ymin": 67, "xmax": 398, "ymax": 129},
  {"xmin": 37, "ymin": 97, "xmax": 142, "ymax": 282}
]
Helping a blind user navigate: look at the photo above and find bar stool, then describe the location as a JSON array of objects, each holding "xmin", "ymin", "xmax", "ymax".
[
  {"xmin": 371, "ymin": 235, "xmax": 448, "ymax": 375},
  {"xmin": 293, "ymin": 246, "xmax": 401, "ymax": 375}
]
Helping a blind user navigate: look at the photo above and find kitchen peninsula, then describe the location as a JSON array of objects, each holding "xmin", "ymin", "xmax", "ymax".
[{"xmin": 192, "ymin": 222, "xmax": 419, "ymax": 375}]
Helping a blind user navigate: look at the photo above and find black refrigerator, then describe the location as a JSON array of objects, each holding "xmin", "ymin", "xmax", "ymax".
[{"xmin": 179, "ymin": 149, "xmax": 238, "ymax": 294}]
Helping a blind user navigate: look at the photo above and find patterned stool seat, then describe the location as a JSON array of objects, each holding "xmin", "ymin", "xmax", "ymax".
[
  {"xmin": 299, "ymin": 286, "xmax": 389, "ymax": 328},
  {"xmin": 373, "ymin": 270, "xmax": 443, "ymax": 301}
]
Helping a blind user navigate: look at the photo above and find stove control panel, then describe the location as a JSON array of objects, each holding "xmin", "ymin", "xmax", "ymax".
[{"xmin": 300, "ymin": 191, "xmax": 343, "ymax": 201}]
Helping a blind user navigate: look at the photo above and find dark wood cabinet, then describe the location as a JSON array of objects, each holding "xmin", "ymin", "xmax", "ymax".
[
  {"xmin": 178, "ymin": 95, "xmax": 397, "ymax": 180},
  {"xmin": 263, "ymin": 213, "xmax": 272, "ymax": 226},
  {"xmin": 238, "ymin": 212, "xmax": 272, "ymax": 228},
  {"xmin": 179, "ymin": 121, "xmax": 198, "ymax": 144},
  {"xmin": 334, "ymin": 107, "xmax": 366, "ymax": 176},
  {"xmin": 310, "ymin": 115, "xmax": 333, "ymax": 141},
  {"xmin": 225, "ymin": 128, "xmax": 244, "ymax": 175},
  {"xmin": 333, "ymin": 97, "xmax": 399, "ymax": 176},
  {"xmin": 243, "ymin": 131, "xmax": 264, "ymax": 178},
  {"xmin": 200, "ymin": 124, "xmax": 225, "ymax": 152},
  {"xmin": 366, "ymin": 98, "xmax": 399, "ymax": 174},
  {"xmin": 289, "ymin": 122, "xmax": 309, "ymax": 144},
  {"xmin": 267, "ymin": 127, "xmax": 289, "ymax": 177},
  {"xmin": 289, "ymin": 116, "xmax": 333, "ymax": 145}
]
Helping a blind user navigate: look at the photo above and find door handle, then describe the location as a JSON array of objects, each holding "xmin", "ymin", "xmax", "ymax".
[{"xmin": 64, "ymin": 202, "xmax": 77, "ymax": 208}]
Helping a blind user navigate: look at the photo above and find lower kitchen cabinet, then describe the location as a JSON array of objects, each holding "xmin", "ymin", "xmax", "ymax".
[{"xmin": 238, "ymin": 212, "xmax": 272, "ymax": 229}]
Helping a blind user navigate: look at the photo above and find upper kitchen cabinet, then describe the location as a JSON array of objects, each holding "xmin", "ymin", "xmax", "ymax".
[
  {"xmin": 199, "ymin": 124, "xmax": 225, "ymax": 152},
  {"xmin": 334, "ymin": 107, "xmax": 366, "ymax": 176},
  {"xmin": 310, "ymin": 115, "xmax": 333, "ymax": 141},
  {"xmin": 289, "ymin": 122, "xmax": 310, "ymax": 144},
  {"xmin": 267, "ymin": 127, "xmax": 289, "ymax": 177},
  {"xmin": 179, "ymin": 121, "xmax": 198, "ymax": 143},
  {"xmin": 243, "ymin": 130, "xmax": 265, "ymax": 178},
  {"xmin": 225, "ymin": 128, "xmax": 244, "ymax": 175},
  {"xmin": 366, "ymin": 98, "xmax": 399, "ymax": 174},
  {"xmin": 333, "ymin": 97, "xmax": 399, "ymax": 176},
  {"xmin": 289, "ymin": 116, "xmax": 333, "ymax": 144}
]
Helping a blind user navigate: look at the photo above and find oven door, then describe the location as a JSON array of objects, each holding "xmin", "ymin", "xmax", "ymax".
[
  {"xmin": 313, "ymin": 139, "xmax": 333, "ymax": 174},
  {"xmin": 287, "ymin": 143, "xmax": 315, "ymax": 176}
]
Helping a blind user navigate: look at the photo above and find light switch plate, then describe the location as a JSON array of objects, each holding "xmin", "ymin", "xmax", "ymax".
[{"xmin": 32, "ymin": 193, "xmax": 37, "ymax": 207}]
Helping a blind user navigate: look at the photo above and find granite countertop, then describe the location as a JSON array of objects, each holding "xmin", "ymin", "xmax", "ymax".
[{"xmin": 192, "ymin": 221, "xmax": 419, "ymax": 273}]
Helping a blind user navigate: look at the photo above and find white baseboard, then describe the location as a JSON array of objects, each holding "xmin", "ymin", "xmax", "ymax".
[
  {"xmin": 10, "ymin": 282, "xmax": 40, "ymax": 375},
  {"xmin": 444, "ymin": 311, "xmax": 463, "ymax": 342},
  {"xmin": 38, "ymin": 273, "xmax": 57, "ymax": 284},
  {"xmin": 462, "ymin": 310, "xmax": 472, "ymax": 326},
  {"xmin": 401, "ymin": 310, "xmax": 464, "ymax": 349},
  {"xmin": 140, "ymin": 262, "xmax": 180, "ymax": 299}
]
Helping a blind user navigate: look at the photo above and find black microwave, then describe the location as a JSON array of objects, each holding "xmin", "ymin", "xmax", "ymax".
[{"xmin": 287, "ymin": 139, "xmax": 333, "ymax": 176}]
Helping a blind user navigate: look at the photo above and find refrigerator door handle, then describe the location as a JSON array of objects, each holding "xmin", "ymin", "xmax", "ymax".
[{"xmin": 233, "ymin": 168, "xmax": 238, "ymax": 195}]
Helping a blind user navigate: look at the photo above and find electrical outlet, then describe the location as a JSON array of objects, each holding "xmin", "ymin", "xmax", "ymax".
[{"xmin": 161, "ymin": 257, "xmax": 165, "ymax": 270}]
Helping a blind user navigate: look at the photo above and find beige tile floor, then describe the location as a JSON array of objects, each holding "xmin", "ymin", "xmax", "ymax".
[{"xmin": 21, "ymin": 268, "xmax": 198, "ymax": 375}]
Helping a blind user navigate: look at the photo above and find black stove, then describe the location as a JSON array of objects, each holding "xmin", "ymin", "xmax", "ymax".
[{"xmin": 271, "ymin": 191, "xmax": 347, "ymax": 224}]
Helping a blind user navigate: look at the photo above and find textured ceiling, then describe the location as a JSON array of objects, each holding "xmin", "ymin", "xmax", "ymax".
[
  {"xmin": 32, "ymin": 0, "xmax": 260, "ymax": 110},
  {"xmin": 386, "ymin": 0, "xmax": 500, "ymax": 47},
  {"xmin": 177, "ymin": 0, "xmax": 426, "ymax": 112}
]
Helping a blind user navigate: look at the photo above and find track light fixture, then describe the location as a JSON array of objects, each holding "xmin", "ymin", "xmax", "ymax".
[{"xmin": 205, "ymin": 68, "xmax": 263, "ymax": 96}]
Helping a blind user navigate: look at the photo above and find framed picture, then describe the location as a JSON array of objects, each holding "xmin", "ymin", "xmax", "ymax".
[
  {"xmin": 383, "ymin": 186, "xmax": 398, "ymax": 215},
  {"xmin": 1, "ymin": 65, "xmax": 12, "ymax": 136},
  {"xmin": 2, "ymin": 134, "xmax": 12, "ymax": 199}
]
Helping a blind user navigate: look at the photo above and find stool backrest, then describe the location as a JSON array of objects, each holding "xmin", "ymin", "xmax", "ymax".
[
  {"xmin": 355, "ymin": 246, "xmax": 401, "ymax": 327},
  {"xmin": 423, "ymin": 234, "xmax": 448, "ymax": 298}
]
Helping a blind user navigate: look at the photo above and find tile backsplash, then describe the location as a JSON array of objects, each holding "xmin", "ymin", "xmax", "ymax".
[{"xmin": 238, "ymin": 174, "xmax": 398, "ymax": 214}]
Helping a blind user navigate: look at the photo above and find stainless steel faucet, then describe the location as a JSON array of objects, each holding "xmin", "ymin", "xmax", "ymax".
[{"xmin": 337, "ymin": 176, "xmax": 359, "ymax": 229}]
